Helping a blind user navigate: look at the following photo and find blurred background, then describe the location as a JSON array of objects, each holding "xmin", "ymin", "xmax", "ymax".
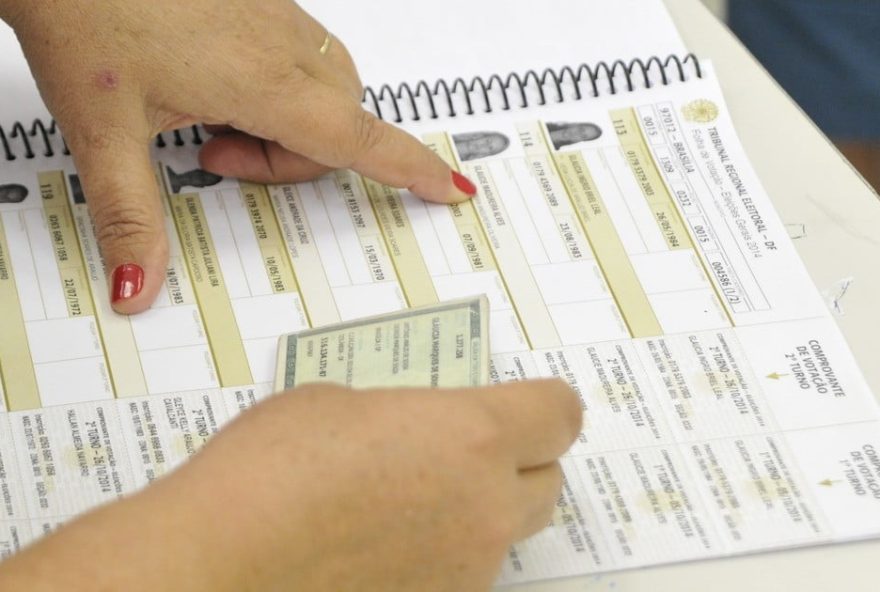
[
  {"xmin": 703, "ymin": 0, "xmax": 725, "ymax": 18},
  {"xmin": 700, "ymin": 0, "xmax": 880, "ymax": 193}
]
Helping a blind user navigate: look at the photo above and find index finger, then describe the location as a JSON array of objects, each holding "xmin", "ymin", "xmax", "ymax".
[
  {"xmin": 228, "ymin": 73, "xmax": 478, "ymax": 204},
  {"xmin": 467, "ymin": 379, "xmax": 583, "ymax": 470}
]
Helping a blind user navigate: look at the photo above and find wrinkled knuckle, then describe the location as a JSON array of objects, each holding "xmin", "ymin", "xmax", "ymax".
[
  {"xmin": 350, "ymin": 109, "xmax": 386, "ymax": 163},
  {"xmin": 91, "ymin": 197, "xmax": 158, "ymax": 252}
]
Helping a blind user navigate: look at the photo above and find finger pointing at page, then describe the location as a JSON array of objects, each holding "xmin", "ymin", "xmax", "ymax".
[
  {"xmin": 201, "ymin": 74, "xmax": 478, "ymax": 204},
  {"xmin": 66, "ymin": 123, "xmax": 170, "ymax": 315},
  {"xmin": 195, "ymin": 4, "xmax": 478, "ymax": 204},
  {"xmin": 6, "ymin": 0, "xmax": 477, "ymax": 312}
]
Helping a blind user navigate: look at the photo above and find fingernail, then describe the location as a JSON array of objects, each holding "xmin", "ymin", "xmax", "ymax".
[
  {"xmin": 452, "ymin": 171, "xmax": 477, "ymax": 197},
  {"xmin": 111, "ymin": 263, "xmax": 144, "ymax": 303}
]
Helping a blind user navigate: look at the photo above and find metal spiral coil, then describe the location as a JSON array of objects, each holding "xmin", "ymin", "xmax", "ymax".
[
  {"xmin": 362, "ymin": 53, "xmax": 702, "ymax": 123},
  {"xmin": 0, "ymin": 54, "xmax": 701, "ymax": 159}
]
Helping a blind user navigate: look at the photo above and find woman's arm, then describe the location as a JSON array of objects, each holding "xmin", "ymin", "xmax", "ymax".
[{"xmin": 0, "ymin": 382, "xmax": 581, "ymax": 592}]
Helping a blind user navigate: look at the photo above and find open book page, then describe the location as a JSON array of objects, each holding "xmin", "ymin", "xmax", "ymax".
[
  {"xmin": 279, "ymin": 0, "xmax": 687, "ymax": 89},
  {"xmin": 1, "ymin": 64, "xmax": 879, "ymax": 583},
  {"xmin": 424, "ymin": 69, "xmax": 880, "ymax": 583}
]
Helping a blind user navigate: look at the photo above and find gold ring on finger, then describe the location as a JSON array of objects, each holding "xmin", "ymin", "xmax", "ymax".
[{"xmin": 319, "ymin": 32, "xmax": 332, "ymax": 55}]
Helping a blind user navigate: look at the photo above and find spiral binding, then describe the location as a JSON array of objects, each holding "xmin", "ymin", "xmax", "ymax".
[
  {"xmin": 364, "ymin": 53, "xmax": 702, "ymax": 123},
  {"xmin": 0, "ymin": 53, "xmax": 701, "ymax": 161}
]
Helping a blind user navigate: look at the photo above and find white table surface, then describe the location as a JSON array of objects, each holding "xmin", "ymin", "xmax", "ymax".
[{"xmin": 508, "ymin": 1, "xmax": 880, "ymax": 590}]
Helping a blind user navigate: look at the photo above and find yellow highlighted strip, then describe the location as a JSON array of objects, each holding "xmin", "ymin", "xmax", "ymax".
[
  {"xmin": 424, "ymin": 133, "xmax": 496, "ymax": 273},
  {"xmin": 240, "ymin": 182, "xmax": 304, "ymax": 299},
  {"xmin": 154, "ymin": 166, "xmax": 199, "ymax": 307},
  {"xmin": 463, "ymin": 160, "xmax": 560, "ymax": 348},
  {"xmin": 519, "ymin": 122, "xmax": 594, "ymax": 261},
  {"xmin": 69, "ymin": 188, "xmax": 148, "ymax": 397},
  {"xmin": 268, "ymin": 184, "xmax": 338, "ymax": 327},
  {"xmin": 363, "ymin": 178, "xmax": 438, "ymax": 307},
  {"xmin": 333, "ymin": 171, "xmax": 397, "ymax": 285},
  {"xmin": 39, "ymin": 172, "xmax": 95, "ymax": 318},
  {"xmin": 612, "ymin": 108, "xmax": 694, "ymax": 251},
  {"xmin": 169, "ymin": 193, "xmax": 253, "ymax": 386},
  {"xmin": 552, "ymin": 151, "xmax": 663, "ymax": 338},
  {"xmin": 611, "ymin": 110, "xmax": 733, "ymax": 326},
  {"xmin": 0, "ymin": 217, "xmax": 40, "ymax": 411},
  {"xmin": 427, "ymin": 131, "xmax": 558, "ymax": 348}
]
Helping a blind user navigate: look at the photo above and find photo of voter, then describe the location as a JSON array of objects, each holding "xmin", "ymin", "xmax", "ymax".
[
  {"xmin": 68, "ymin": 174, "xmax": 85, "ymax": 204},
  {"xmin": 166, "ymin": 166, "xmax": 224, "ymax": 194},
  {"xmin": 0, "ymin": 183, "xmax": 28, "ymax": 203},
  {"xmin": 546, "ymin": 121, "xmax": 603, "ymax": 150},
  {"xmin": 452, "ymin": 131, "xmax": 511, "ymax": 161}
]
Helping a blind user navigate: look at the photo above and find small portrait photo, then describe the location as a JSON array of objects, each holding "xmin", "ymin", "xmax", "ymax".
[
  {"xmin": 546, "ymin": 122, "xmax": 603, "ymax": 150},
  {"xmin": 0, "ymin": 183, "xmax": 29, "ymax": 204},
  {"xmin": 166, "ymin": 166, "xmax": 223, "ymax": 194},
  {"xmin": 68, "ymin": 174, "xmax": 86, "ymax": 204},
  {"xmin": 452, "ymin": 131, "xmax": 511, "ymax": 162}
]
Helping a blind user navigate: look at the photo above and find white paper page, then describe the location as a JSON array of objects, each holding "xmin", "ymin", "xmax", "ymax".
[
  {"xmin": 1, "ymin": 63, "xmax": 880, "ymax": 585},
  {"xmin": 300, "ymin": 0, "xmax": 687, "ymax": 86},
  {"xmin": 0, "ymin": 23, "xmax": 49, "ymax": 124}
]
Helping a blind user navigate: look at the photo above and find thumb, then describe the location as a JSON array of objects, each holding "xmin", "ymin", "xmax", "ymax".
[{"xmin": 68, "ymin": 129, "xmax": 169, "ymax": 315}]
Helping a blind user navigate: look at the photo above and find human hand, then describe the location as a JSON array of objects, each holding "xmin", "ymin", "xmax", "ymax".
[
  {"xmin": 178, "ymin": 380, "xmax": 581, "ymax": 591},
  {"xmin": 0, "ymin": 0, "xmax": 477, "ymax": 314},
  {"xmin": 0, "ymin": 381, "xmax": 582, "ymax": 592}
]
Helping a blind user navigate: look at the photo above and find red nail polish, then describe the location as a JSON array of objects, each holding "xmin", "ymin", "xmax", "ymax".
[
  {"xmin": 452, "ymin": 171, "xmax": 477, "ymax": 196},
  {"xmin": 111, "ymin": 264, "xmax": 144, "ymax": 303}
]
